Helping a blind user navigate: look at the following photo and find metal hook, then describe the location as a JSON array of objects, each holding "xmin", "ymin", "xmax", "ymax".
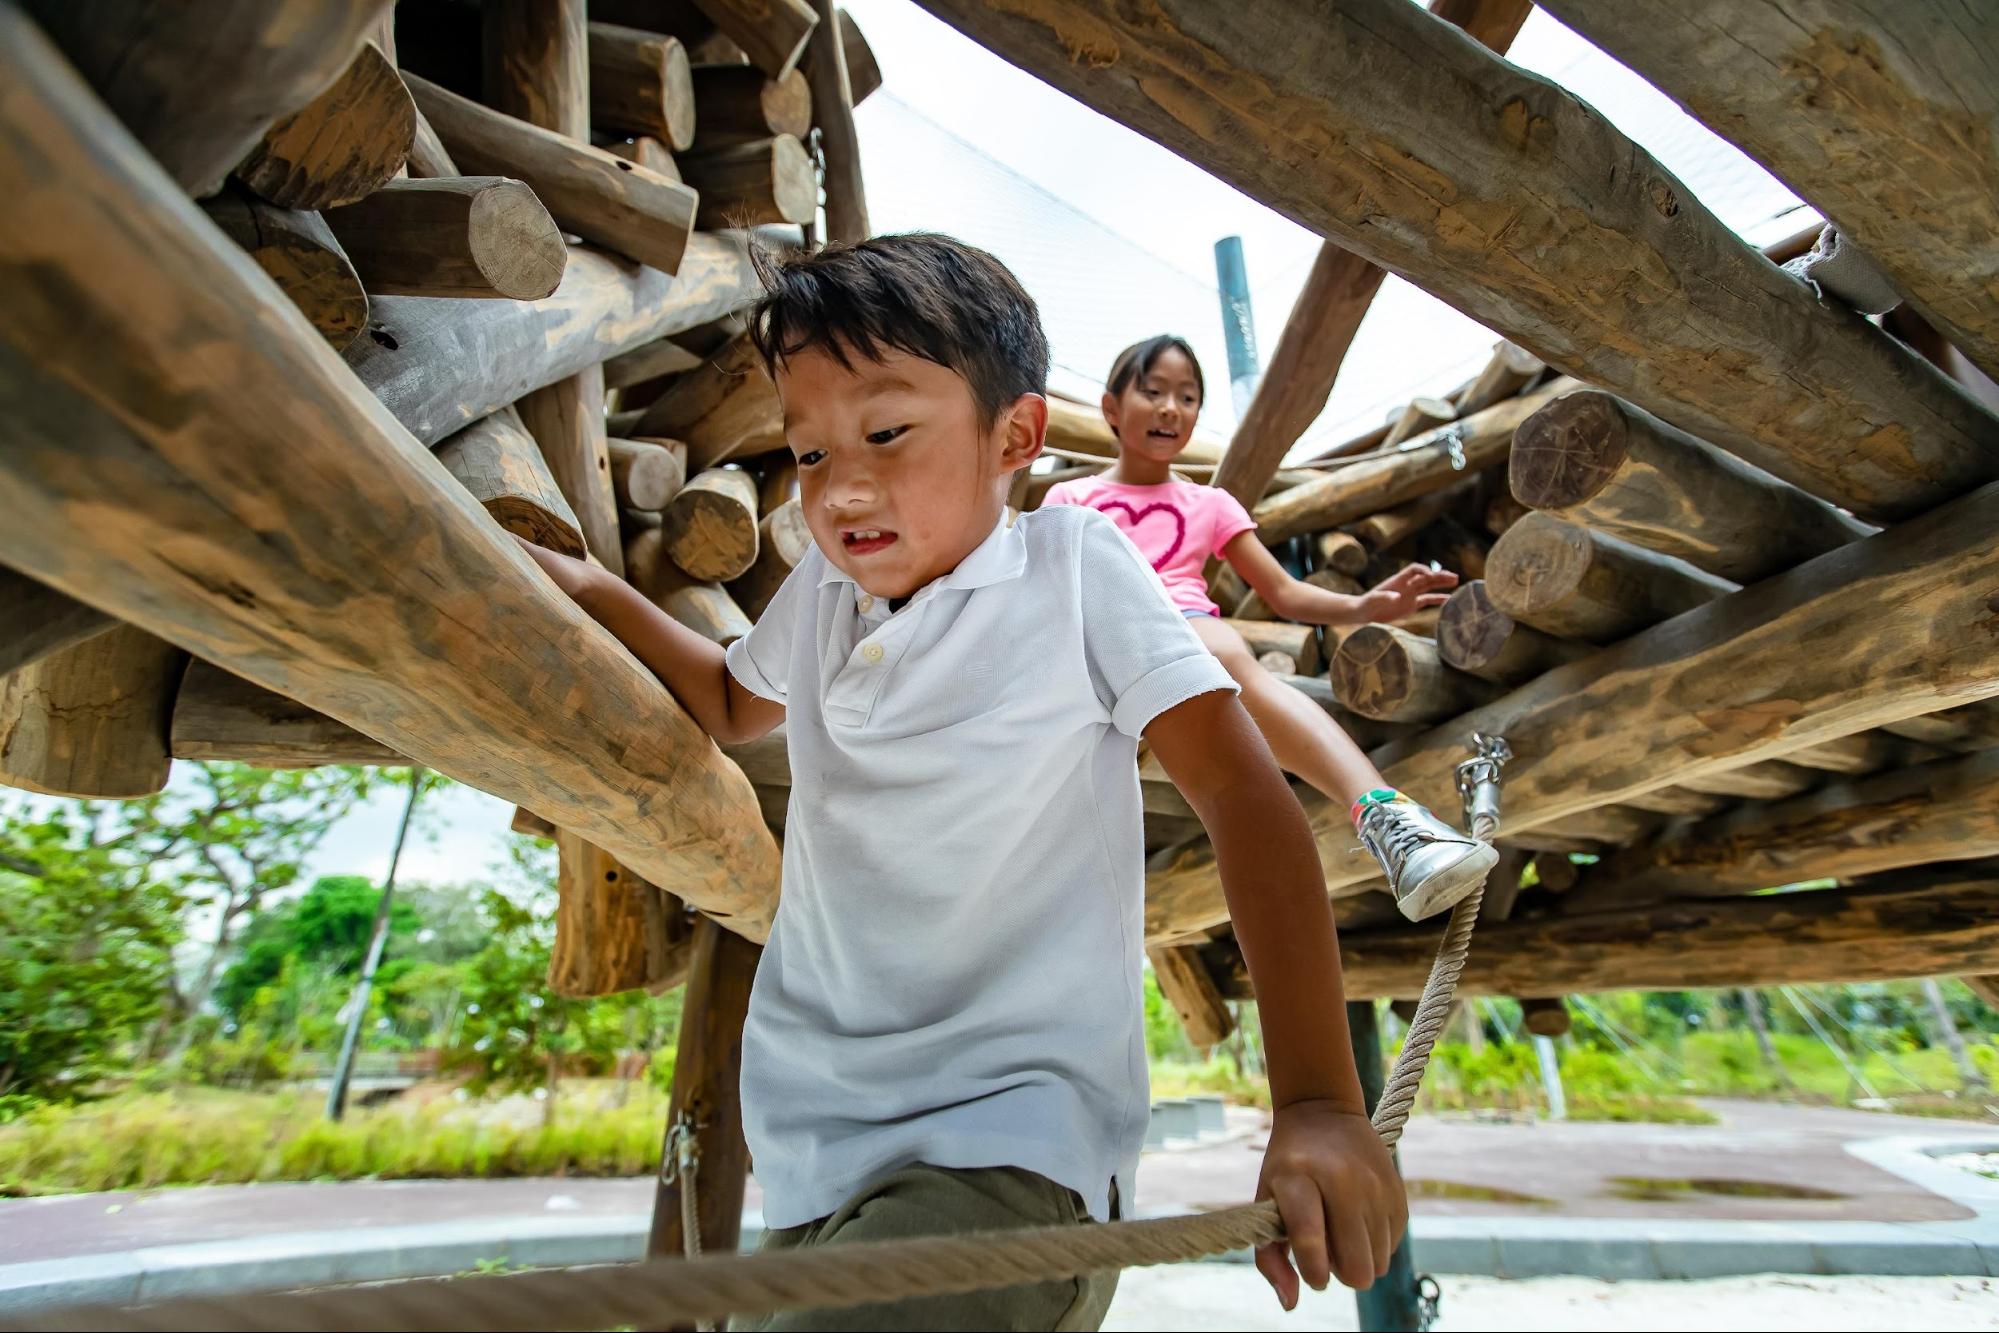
[{"xmin": 1453, "ymin": 732, "xmax": 1511, "ymax": 839}]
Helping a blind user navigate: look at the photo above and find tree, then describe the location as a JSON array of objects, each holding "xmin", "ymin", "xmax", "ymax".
[{"xmin": 215, "ymin": 875, "xmax": 419, "ymax": 1020}]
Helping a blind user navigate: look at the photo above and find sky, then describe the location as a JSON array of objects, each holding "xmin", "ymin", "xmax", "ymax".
[{"xmin": 296, "ymin": 0, "xmax": 1818, "ymax": 888}]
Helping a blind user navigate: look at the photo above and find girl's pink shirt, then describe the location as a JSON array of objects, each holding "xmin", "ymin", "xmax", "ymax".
[{"xmin": 1042, "ymin": 474, "xmax": 1258, "ymax": 615}]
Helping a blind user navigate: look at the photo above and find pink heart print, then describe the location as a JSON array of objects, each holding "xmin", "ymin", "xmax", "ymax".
[{"xmin": 1099, "ymin": 499, "xmax": 1186, "ymax": 572}]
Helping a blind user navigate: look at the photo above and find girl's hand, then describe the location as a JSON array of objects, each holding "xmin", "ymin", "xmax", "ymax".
[
  {"xmin": 1358, "ymin": 563, "xmax": 1458, "ymax": 623},
  {"xmin": 1254, "ymin": 1098, "xmax": 1408, "ymax": 1305}
]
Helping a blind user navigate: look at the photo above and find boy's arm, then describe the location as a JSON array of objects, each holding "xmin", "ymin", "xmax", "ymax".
[
  {"xmin": 1145, "ymin": 690, "xmax": 1407, "ymax": 1304},
  {"xmin": 517, "ymin": 538, "xmax": 782, "ymax": 744},
  {"xmin": 1222, "ymin": 531, "xmax": 1456, "ymax": 626}
]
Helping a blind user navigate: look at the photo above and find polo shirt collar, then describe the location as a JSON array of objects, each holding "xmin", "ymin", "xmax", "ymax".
[{"xmin": 817, "ymin": 512, "xmax": 1028, "ymax": 595}]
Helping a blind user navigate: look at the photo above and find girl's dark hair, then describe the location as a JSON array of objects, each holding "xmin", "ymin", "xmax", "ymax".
[
  {"xmin": 745, "ymin": 233, "xmax": 1050, "ymax": 423},
  {"xmin": 1105, "ymin": 335, "xmax": 1205, "ymax": 402}
]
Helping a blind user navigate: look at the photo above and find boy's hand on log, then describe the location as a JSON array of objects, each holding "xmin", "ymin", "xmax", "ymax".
[
  {"xmin": 1359, "ymin": 563, "xmax": 1457, "ymax": 623},
  {"xmin": 1254, "ymin": 1097, "xmax": 1406, "ymax": 1306}
]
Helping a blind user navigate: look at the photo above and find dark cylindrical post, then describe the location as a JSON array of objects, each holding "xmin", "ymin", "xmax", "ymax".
[{"xmin": 1346, "ymin": 999, "xmax": 1424, "ymax": 1332}]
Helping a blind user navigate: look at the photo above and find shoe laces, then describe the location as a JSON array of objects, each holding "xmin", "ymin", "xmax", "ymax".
[{"xmin": 1358, "ymin": 800, "xmax": 1430, "ymax": 873}]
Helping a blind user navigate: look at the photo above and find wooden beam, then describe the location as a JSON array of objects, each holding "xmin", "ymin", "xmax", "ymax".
[
  {"xmin": 1511, "ymin": 390, "xmax": 1872, "ymax": 583},
  {"xmin": 635, "ymin": 332, "xmax": 785, "ymax": 469},
  {"xmin": 322, "ymin": 176, "xmax": 567, "ymax": 301},
  {"xmin": 692, "ymin": 0, "xmax": 819, "ymax": 80},
  {"xmin": 1382, "ymin": 396, "xmax": 1457, "ymax": 449},
  {"xmin": 236, "ymin": 39, "xmax": 416, "ymax": 211},
  {"xmin": 1453, "ymin": 341, "xmax": 1544, "ymax": 417},
  {"xmin": 1254, "ymin": 380, "xmax": 1573, "ymax": 544},
  {"xmin": 197, "ymin": 189, "xmax": 368, "ymax": 350},
  {"xmin": 1436, "ymin": 580, "xmax": 1589, "ymax": 685},
  {"xmin": 588, "ymin": 22, "xmax": 696, "ymax": 150},
  {"xmin": 626, "ymin": 527, "xmax": 755, "ymax": 645},
  {"xmin": 434, "ymin": 406, "xmax": 588, "ymax": 558},
  {"xmin": 1674, "ymin": 760, "xmax": 1823, "ymax": 802},
  {"xmin": 483, "ymin": 0, "xmax": 589, "ymax": 139},
  {"xmin": 345, "ymin": 233, "xmax": 758, "ymax": 448},
  {"xmin": 838, "ymin": 10, "xmax": 883, "ymax": 107},
  {"xmin": 604, "ymin": 338, "xmax": 703, "ymax": 389},
  {"xmin": 520, "ymin": 364, "xmax": 624, "ymax": 576},
  {"xmin": 549, "ymin": 830, "xmax": 654, "ymax": 997},
  {"xmin": 1331, "ymin": 624, "xmax": 1498, "ymax": 725},
  {"xmin": 729, "ymin": 498, "xmax": 813, "ymax": 620},
  {"xmin": 1148, "ymin": 945, "xmax": 1234, "ymax": 1048},
  {"xmin": 914, "ymin": 0, "xmax": 1999, "ymax": 522},
  {"xmin": 609, "ymin": 438, "xmax": 687, "ymax": 512},
  {"xmin": 23, "ymin": 0, "xmax": 392, "ymax": 197},
  {"xmin": 0, "ymin": 567, "xmax": 116, "ymax": 678},
  {"xmin": 0, "ymin": 14, "xmax": 779, "ymax": 937},
  {"xmin": 512, "ymin": 805, "xmax": 558, "ymax": 839},
  {"xmin": 803, "ymin": 0, "xmax": 869, "ymax": 242},
  {"xmin": 0, "ymin": 625, "xmax": 184, "ymax": 798},
  {"xmin": 406, "ymin": 105, "xmax": 461, "ymax": 180},
  {"xmin": 1965, "ymin": 975, "xmax": 1999, "ymax": 1011},
  {"xmin": 1485, "ymin": 513, "xmax": 1734, "ymax": 643},
  {"xmin": 679, "ymin": 135, "xmax": 818, "ymax": 228},
  {"xmin": 599, "ymin": 133, "xmax": 682, "ymax": 182},
  {"xmin": 692, "ymin": 65, "xmax": 813, "ymax": 149},
  {"xmin": 405, "ymin": 74, "xmax": 697, "ymax": 276},
  {"xmin": 1144, "ymin": 475, "xmax": 1999, "ymax": 943},
  {"xmin": 1540, "ymin": 0, "xmax": 1999, "ymax": 385},
  {"xmin": 171, "ymin": 659, "xmax": 402, "ymax": 767}
]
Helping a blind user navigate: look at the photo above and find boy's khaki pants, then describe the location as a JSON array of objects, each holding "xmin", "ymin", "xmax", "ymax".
[{"xmin": 734, "ymin": 1163, "xmax": 1120, "ymax": 1332}]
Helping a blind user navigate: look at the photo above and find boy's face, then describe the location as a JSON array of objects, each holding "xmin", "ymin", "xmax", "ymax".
[{"xmin": 777, "ymin": 345, "xmax": 1045, "ymax": 600}]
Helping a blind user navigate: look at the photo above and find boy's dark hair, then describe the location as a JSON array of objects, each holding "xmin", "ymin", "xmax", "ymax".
[
  {"xmin": 747, "ymin": 233, "xmax": 1050, "ymax": 424},
  {"xmin": 1106, "ymin": 335, "xmax": 1205, "ymax": 403}
]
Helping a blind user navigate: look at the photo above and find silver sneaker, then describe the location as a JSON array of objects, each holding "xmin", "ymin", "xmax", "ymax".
[{"xmin": 1355, "ymin": 797, "xmax": 1499, "ymax": 922}]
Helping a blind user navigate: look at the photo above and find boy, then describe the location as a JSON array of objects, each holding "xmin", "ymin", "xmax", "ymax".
[{"xmin": 520, "ymin": 234, "xmax": 1419, "ymax": 1330}]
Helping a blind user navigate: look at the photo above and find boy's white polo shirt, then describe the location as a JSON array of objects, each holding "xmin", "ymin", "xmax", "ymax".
[{"xmin": 724, "ymin": 504, "xmax": 1237, "ymax": 1227}]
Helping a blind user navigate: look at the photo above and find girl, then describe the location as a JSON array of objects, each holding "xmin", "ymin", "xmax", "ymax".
[{"xmin": 1044, "ymin": 335, "xmax": 1496, "ymax": 920}]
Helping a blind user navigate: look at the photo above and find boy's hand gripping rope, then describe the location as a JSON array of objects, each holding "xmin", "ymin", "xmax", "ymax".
[{"xmin": 11, "ymin": 739, "xmax": 1512, "ymax": 1333}]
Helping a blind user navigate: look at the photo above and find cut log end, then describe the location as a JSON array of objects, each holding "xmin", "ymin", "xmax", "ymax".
[
  {"xmin": 236, "ymin": 40, "xmax": 417, "ymax": 211},
  {"xmin": 1332, "ymin": 624, "xmax": 1416, "ymax": 720},
  {"xmin": 1486, "ymin": 512, "xmax": 1594, "ymax": 615},
  {"xmin": 1510, "ymin": 389, "xmax": 1628, "ymax": 511},
  {"xmin": 1437, "ymin": 580, "xmax": 1515, "ymax": 672}
]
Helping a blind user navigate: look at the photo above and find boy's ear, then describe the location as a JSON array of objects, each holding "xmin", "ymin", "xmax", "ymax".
[
  {"xmin": 998, "ymin": 393, "xmax": 1047, "ymax": 474},
  {"xmin": 1100, "ymin": 390, "xmax": 1121, "ymax": 434}
]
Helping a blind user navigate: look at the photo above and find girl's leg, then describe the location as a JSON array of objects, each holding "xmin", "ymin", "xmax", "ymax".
[{"xmin": 1188, "ymin": 617, "xmax": 1382, "ymax": 808}]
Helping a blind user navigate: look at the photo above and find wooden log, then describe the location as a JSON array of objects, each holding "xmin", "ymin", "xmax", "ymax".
[
  {"xmin": 1485, "ymin": 513, "xmax": 1734, "ymax": 643},
  {"xmin": 1965, "ymin": 976, "xmax": 1999, "ymax": 1012},
  {"xmin": 24, "ymin": 0, "xmax": 393, "ymax": 198},
  {"xmin": 549, "ymin": 830, "xmax": 653, "ymax": 996},
  {"xmin": 322, "ymin": 176, "xmax": 566, "ymax": 300},
  {"xmin": 1382, "ymin": 395, "xmax": 1457, "ymax": 450},
  {"xmin": 729, "ymin": 499, "xmax": 813, "ymax": 620},
  {"xmin": 1255, "ymin": 381, "xmax": 1573, "ymax": 544},
  {"xmin": 0, "ymin": 568, "xmax": 115, "ymax": 678},
  {"xmin": 692, "ymin": 65, "xmax": 813, "ymax": 147},
  {"xmin": 511, "ymin": 805, "xmax": 558, "ymax": 839},
  {"xmin": 636, "ymin": 332, "xmax": 785, "ymax": 469},
  {"xmin": 1528, "ymin": 850, "xmax": 1579, "ymax": 895},
  {"xmin": 347, "ymin": 234, "xmax": 758, "ymax": 448},
  {"xmin": 916, "ymin": 0, "xmax": 1999, "ymax": 523},
  {"xmin": 691, "ymin": 0, "xmax": 819, "ymax": 79},
  {"xmin": 626, "ymin": 528, "xmax": 755, "ymax": 644},
  {"xmin": 1672, "ymin": 760, "xmax": 1822, "ymax": 802},
  {"xmin": 1317, "ymin": 531, "xmax": 1369, "ymax": 577},
  {"xmin": 604, "ymin": 338, "xmax": 702, "ymax": 389},
  {"xmin": 1536, "ymin": 804, "xmax": 1659, "ymax": 848},
  {"xmin": 640, "ymin": 880, "xmax": 698, "ymax": 994},
  {"xmin": 406, "ymin": 105, "xmax": 461, "ymax": 180},
  {"xmin": 1511, "ymin": 390, "xmax": 1873, "ymax": 583},
  {"xmin": 406, "ymin": 74, "xmax": 698, "ymax": 276},
  {"xmin": 1454, "ymin": 341, "xmax": 1544, "ymax": 417},
  {"xmin": 649, "ymin": 918, "xmax": 760, "ymax": 1263},
  {"xmin": 588, "ymin": 21, "xmax": 697, "ymax": 149},
  {"xmin": 1332, "ymin": 625, "xmax": 1498, "ymax": 725},
  {"xmin": 1257, "ymin": 651, "xmax": 1298, "ymax": 675},
  {"xmin": 599, "ymin": 134, "xmax": 682, "ymax": 182},
  {"xmin": 662, "ymin": 466, "xmax": 761, "ymax": 582},
  {"xmin": 236, "ymin": 40, "xmax": 416, "ymax": 210},
  {"xmin": 0, "ymin": 16, "xmax": 779, "ymax": 936},
  {"xmin": 519, "ymin": 364, "xmax": 624, "ymax": 576},
  {"xmin": 1148, "ymin": 945, "xmax": 1235, "ymax": 1048},
  {"xmin": 1618, "ymin": 786, "xmax": 1731, "ymax": 819},
  {"xmin": 1143, "ymin": 475, "xmax": 1999, "ymax": 945},
  {"xmin": 1484, "ymin": 491, "xmax": 1530, "ymax": 539},
  {"xmin": 197, "ymin": 189, "xmax": 368, "ymax": 350},
  {"xmin": 679, "ymin": 135, "xmax": 817, "ymax": 228},
  {"xmin": 484, "ymin": 0, "xmax": 589, "ymax": 139},
  {"xmin": 171, "ymin": 660, "xmax": 402, "ymax": 767},
  {"xmin": 837, "ymin": 10, "xmax": 884, "ymax": 107},
  {"xmin": 435, "ymin": 407, "xmax": 588, "ymax": 557},
  {"xmin": 609, "ymin": 438, "xmax": 688, "ymax": 512},
  {"xmin": 1540, "ymin": 0, "xmax": 1999, "ymax": 385},
  {"xmin": 757, "ymin": 455, "xmax": 799, "ymax": 513},
  {"xmin": 1436, "ymin": 580, "xmax": 1590, "ymax": 685},
  {"xmin": 1783, "ymin": 731, "xmax": 1934, "ymax": 778},
  {"xmin": 803, "ymin": 0, "xmax": 869, "ymax": 242},
  {"xmin": 1222, "ymin": 619, "xmax": 1320, "ymax": 676},
  {"xmin": 0, "ymin": 625, "xmax": 183, "ymax": 798},
  {"xmin": 1518, "ymin": 996, "xmax": 1571, "ymax": 1038},
  {"xmin": 1347, "ymin": 484, "xmax": 1465, "ymax": 552}
]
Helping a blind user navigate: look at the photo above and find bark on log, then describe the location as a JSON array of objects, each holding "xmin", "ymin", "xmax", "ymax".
[
  {"xmin": 0, "ymin": 625, "xmax": 183, "ymax": 798},
  {"xmin": 198, "ymin": 188, "xmax": 368, "ymax": 350},
  {"xmin": 1436, "ymin": 580, "xmax": 1590, "ymax": 684},
  {"xmin": 1223, "ymin": 619, "xmax": 1320, "ymax": 676},
  {"xmin": 322, "ymin": 176, "xmax": 566, "ymax": 300},
  {"xmin": 24, "ymin": 0, "xmax": 393, "ymax": 198},
  {"xmin": 588, "ymin": 21, "xmax": 697, "ymax": 149},
  {"xmin": 599, "ymin": 134, "xmax": 682, "ymax": 182},
  {"xmin": 1144, "ymin": 475, "xmax": 1999, "ymax": 943},
  {"xmin": 1454, "ymin": 341, "xmax": 1544, "ymax": 417},
  {"xmin": 609, "ymin": 438, "xmax": 688, "ymax": 512},
  {"xmin": 692, "ymin": 65, "xmax": 813, "ymax": 147},
  {"xmin": 0, "ymin": 16, "xmax": 779, "ymax": 936},
  {"xmin": 1618, "ymin": 786, "xmax": 1731, "ymax": 819},
  {"xmin": 729, "ymin": 499, "xmax": 813, "ymax": 620},
  {"xmin": 1148, "ymin": 945, "xmax": 1235, "ymax": 1048},
  {"xmin": 1541, "ymin": 0, "xmax": 1999, "ymax": 385},
  {"xmin": 1511, "ymin": 390, "xmax": 1872, "ymax": 583},
  {"xmin": 1332, "ymin": 624, "xmax": 1498, "ymax": 725},
  {"xmin": 549, "ymin": 830, "xmax": 653, "ymax": 996},
  {"xmin": 0, "ymin": 568, "xmax": 116, "ymax": 678},
  {"xmin": 914, "ymin": 0, "xmax": 1999, "ymax": 522},
  {"xmin": 236, "ymin": 40, "xmax": 416, "ymax": 210},
  {"xmin": 680, "ymin": 135, "xmax": 818, "ymax": 228},
  {"xmin": 636, "ymin": 332, "xmax": 785, "ymax": 469},
  {"xmin": 435, "ymin": 406, "xmax": 589, "ymax": 558},
  {"xmin": 346, "ymin": 234, "xmax": 758, "ymax": 447},
  {"xmin": 406, "ymin": 74, "xmax": 697, "ymax": 275},
  {"xmin": 1255, "ymin": 381, "xmax": 1573, "ymax": 544},
  {"xmin": 484, "ymin": 0, "xmax": 589, "ymax": 139},
  {"xmin": 1485, "ymin": 513, "xmax": 1735, "ymax": 643},
  {"xmin": 171, "ymin": 660, "xmax": 403, "ymax": 767},
  {"xmin": 519, "ymin": 364, "xmax": 624, "ymax": 576},
  {"xmin": 663, "ymin": 466, "xmax": 761, "ymax": 582},
  {"xmin": 626, "ymin": 528, "xmax": 755, "ymax": 644}
]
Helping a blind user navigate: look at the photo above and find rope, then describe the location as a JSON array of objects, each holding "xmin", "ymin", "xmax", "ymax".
[{"xmin": 9, "ymin": 748, "xmax": 1510, "ymax": 1333}]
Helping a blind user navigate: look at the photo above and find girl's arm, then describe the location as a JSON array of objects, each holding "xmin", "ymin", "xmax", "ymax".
[{"xmin": 1222, "ymin": 531, "xmax": 1457, "ymax": 626}]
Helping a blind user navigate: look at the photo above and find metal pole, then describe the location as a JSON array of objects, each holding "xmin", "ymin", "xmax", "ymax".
[
  {"xmin": 326, "ymin": 767, "xmax": 425, "ymax": 1122},
  {"xmin": 1532, "ymin": 1034, "xmax": 1567, "ymax": 1120},
  {"xmin": 1347, "ymin": 999, "xmax": 1424, "ymax": 1332},
  {"xmin": 1213, "ymin": 236, "xmax": 1260, "ymax": 417}
]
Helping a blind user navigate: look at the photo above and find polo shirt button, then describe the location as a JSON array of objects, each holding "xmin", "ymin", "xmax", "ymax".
[
  {"xmin": 857, "ymin": 594, "xmax": 875, "ymax": 613},
  {"xmin": 863, "ymin": 643, "xmax": 885, "ymax": 664}
]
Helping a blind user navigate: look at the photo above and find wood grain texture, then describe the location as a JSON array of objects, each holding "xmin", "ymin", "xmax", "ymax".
[
  {"xmin": 0, "ymin": 13, "xmax": 779, "ymax": 937},
  {"xmin": 588, "ymin": 21, "xmax": 696, "ymax": 149},
  {"xmin": 914, "ymin": 0, "xmax": 1999, "ymax": 521},
  {"xmin": 519, "ymin": 364, "xmax": 624, "ymax": 577},
  {"xmin": 1485, "ymin": 513, "xmax": 1735, "ymax": 643},
  {"xmin": 435, "ymin": 406, "xmax": 588, "ymax": 558},
  {"xmin": 198, "ymin": 188, "xmax": 368, "ymax": 350},
  {"xmin": 549, "ymin": 830, "xmax": 653, "ymax": 996},
  {"xmin": 692, "ymin": 0, "xmax": 819, "ymax": 79},
  {"xmin": 692, "ymin": 66, "xmax": 813, "ymax": 149},
  {"xmin": 636, "ymin": 332, "xmax": 786, "ymax": 469},
  {"xmin": 322, "ymin": 175, "xmax": 566, "ymax": 301},
  {"xmin": 1383, "ymin": 396, "xmax": 1457, "ymax": 450},
  {"xmin": 1223, "ymin": 619, "xmax": 1319, "ymax": 676},
  {"xmin": 171, "ymin": 659, "xmax": 403, "ymax": 767},
  {"xmin": 680, "ymin": 134, "xmax": 817, "ymax": 227},
  {"xmin": 604, "ymin": 337, "xmax": 703, "ymax": 388},
  {"xmin": 662, "ymin": 466, "xmax": 760, "ymax": 582},
  {"xmin": 0, "ymin": 567, "xmax": 116, "ymax": 678},
  {"xmin": 609, "ymin": 438, "xmax": 688, "ymax": 512},
  {"xmin": 600, "ymin": 134, "xmax": 682, "ymax": 182},
  {"xmin": 406, "ymin": 105, "xmax": 461, "ymax": 179},
  {"xmin": 1436, "ymin": 580, "xmax": 1589, "ymax": 684},
  {"xmin": 1333, "ymin": 623, "xmax": 1499, "ymax": 724},
  {"xmin": 236, "ymin": 40, "xmax": 416, "ymax": 210},
  {"xmin": 728, "ymin": 498, "xmax": 813, "ymax": 619},
  {"xmin": 1148, "ymin": 945, "xmax": 1234, "ymax": 1048},
  {"xmin": 837, "ymin": 9, "xmax": 883, "ymax": 106},
  {"xmin": 0, "ymin": 625, "xmax": 183, "ymax": 798},
  {"xmin": 803, "ymin": 0, "xmax": 868, "ymax": 241},
  {"xmin": 1453, "ymin": 341, "xmax": 1544, "ymax": 416},
  {"xmin": 626, "ymin": 527, "xmax": 755, "ymax": 645},
  {"xmin": 484, "ymin": 0, "xmax": 589, "ymax": 139}
]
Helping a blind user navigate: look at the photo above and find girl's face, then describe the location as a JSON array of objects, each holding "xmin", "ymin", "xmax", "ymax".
[{"xmin": 1102, "ymin": 345, "xmax": 1203, "ymax": 464}]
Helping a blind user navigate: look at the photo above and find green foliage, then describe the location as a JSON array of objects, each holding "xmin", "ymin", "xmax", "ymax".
[
  {"xmin": 215, "ymin": 876, "xmax": 420, "ymax": 1019},
  {"xmin": 1142, "ymin": 966, "xmax": 1192, "ymax": 1063}
]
